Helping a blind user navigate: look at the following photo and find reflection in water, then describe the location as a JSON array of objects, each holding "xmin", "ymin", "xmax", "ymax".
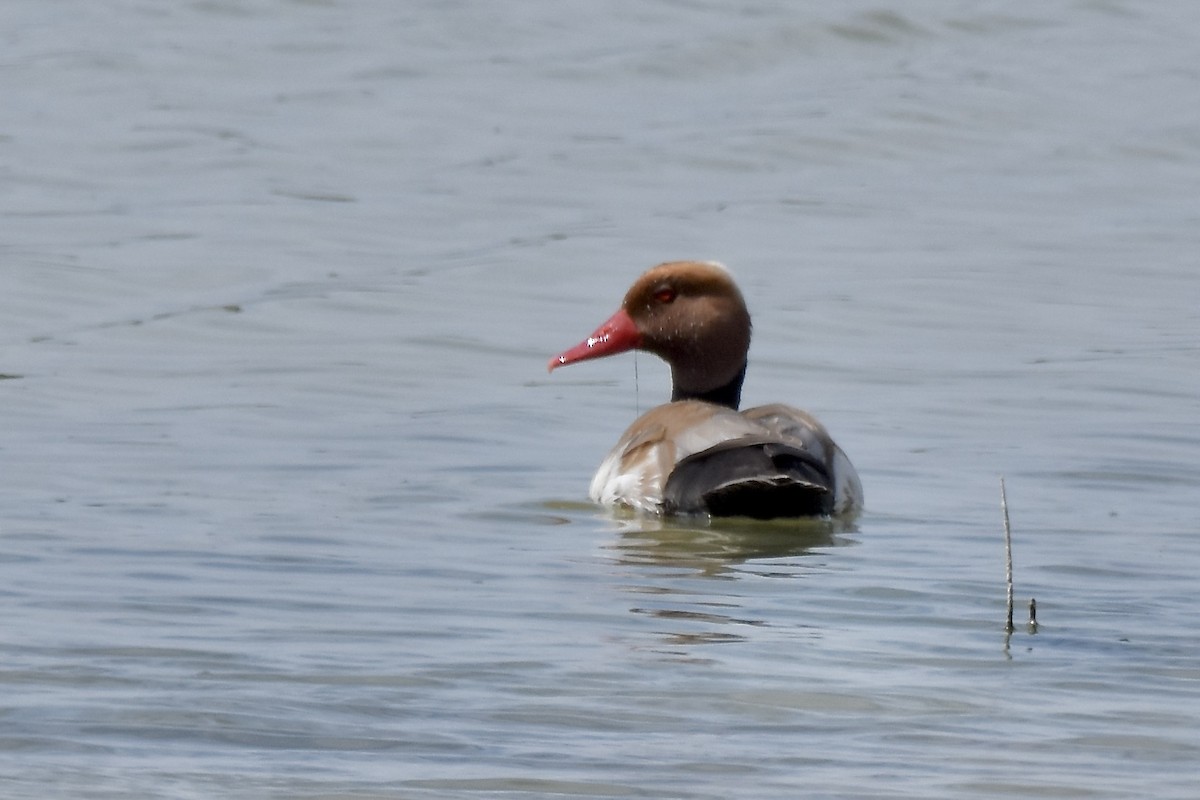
[
  {"xmin": 603, "ymin": 514, "xmax": 858, "ymax": 657},
  {"xmin": 609, "ymin": 513, "xmax": 855, "ymax": 573}
]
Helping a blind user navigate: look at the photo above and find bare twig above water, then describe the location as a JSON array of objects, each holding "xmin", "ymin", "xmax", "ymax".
[{"xmin": 1001, "ymin": 477, "xmax": 1015, "ymax": 634}]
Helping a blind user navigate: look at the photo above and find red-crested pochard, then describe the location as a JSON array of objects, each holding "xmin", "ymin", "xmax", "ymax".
[{"xmin": 548, "ymin": 260, "xmax": 862, "ymax": 519}]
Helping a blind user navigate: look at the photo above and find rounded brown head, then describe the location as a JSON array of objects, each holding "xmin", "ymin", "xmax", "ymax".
[{"xmin": 549, "ymin": 261, "xmax": 752, "ymax": 407}]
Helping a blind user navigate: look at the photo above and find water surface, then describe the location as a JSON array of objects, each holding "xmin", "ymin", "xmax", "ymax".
[{"xmin": 3, "ymin": 1, "xmax": 1199, "ymax": 797}]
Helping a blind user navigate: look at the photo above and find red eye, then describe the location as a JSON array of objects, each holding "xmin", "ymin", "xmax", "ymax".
[{"xmin": 654, "ymin": 287, "xmax": 676, "ymax": 304}]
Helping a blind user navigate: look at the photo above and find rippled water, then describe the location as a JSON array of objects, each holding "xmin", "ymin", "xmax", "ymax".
[{"xmin": 3, "ymin": 1, "xmax": 1199, "ymax": 797}]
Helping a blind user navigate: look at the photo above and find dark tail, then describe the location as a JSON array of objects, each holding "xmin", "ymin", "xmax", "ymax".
[{"xmin": 663, "ymin": 440, "xmax": 834, "ymax": 519}]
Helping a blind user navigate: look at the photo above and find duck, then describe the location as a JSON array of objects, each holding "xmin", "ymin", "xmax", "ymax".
[{"xmin": 548, "ymin": 260, "xmax": 862, "ymax": 519}]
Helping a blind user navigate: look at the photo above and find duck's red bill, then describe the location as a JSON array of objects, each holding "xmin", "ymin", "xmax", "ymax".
[{"xmin": 548, "ymin": 308, "xmax": 641, "ymax": 372}]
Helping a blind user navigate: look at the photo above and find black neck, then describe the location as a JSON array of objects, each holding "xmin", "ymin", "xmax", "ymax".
[{"xmin": 671, "ymin": 362, "xmax": 746, "ymax": 410}]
